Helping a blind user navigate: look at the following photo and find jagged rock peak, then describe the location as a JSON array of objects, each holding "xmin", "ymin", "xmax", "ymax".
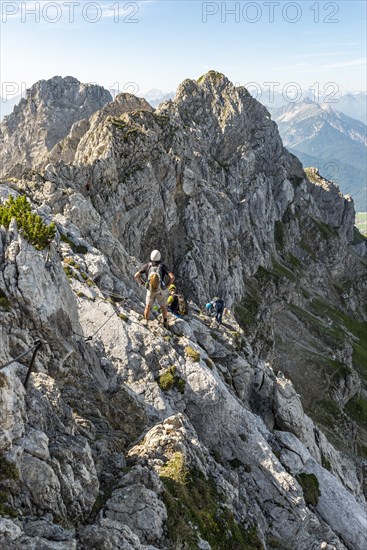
[
  {"xmin": 47, "ymin": 92, "xmax": 154, "ymax": 166},
  {"xmin": 23, "ymin": 75, "xmax": 111, "ymax": 106},
  {"xmin": 109, "ymin": 92, "xmax": 153, "ymax": 112},
  {"xmin": 0, "ymin": 76, "xmax": 112, "ymax": 178},
  {"xmin": 175, "ymin": 70, "xmax": 250, "ymax": 102}
]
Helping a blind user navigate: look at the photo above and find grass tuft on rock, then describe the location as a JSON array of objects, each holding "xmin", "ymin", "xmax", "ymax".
[
  {"xmin": 60, "ymin": 233, "xmax": 88, "ymax": 254},
  {"xmin": 158, "ymin": 366, "xmax": 186, "ymax": 394},
  {"xmin": 185, "ymin": 346, "xmax": 200, "ymax": 362},
  {"xmin": 297, "ymin": 473, "xmax": 320, "ymax": 506},
  {"xmin": 0, "ymin": 455, "xmax": 19, "ymax": 518},
  {"xmin": 0, "ymin": 289, "xmax": 11, "ymax": 310},
  {"xmin": 0, "ymin": 456, "xmax": 19, "ymax": 482},
  {"xmin": 159, "ymin": 452, "xmax": 263, "ymax": 549},
  {"xmin": 345, "ymin": 396, "xmax": 367, "ymax": 426}
]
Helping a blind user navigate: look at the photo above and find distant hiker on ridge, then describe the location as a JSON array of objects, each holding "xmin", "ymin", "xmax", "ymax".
[
  {"xmin": 213, "ymin": 297, "xmax": 225, "ymax": 325},
  {"xmin": 134, "ymin": 250, "xmax": 175, "ymax": 329}
]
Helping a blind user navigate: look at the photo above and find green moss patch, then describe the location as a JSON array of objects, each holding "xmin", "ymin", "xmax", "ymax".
[
  {"xmin": 289, "ymin": 303, "xmax": 346, "ymax": 349},
  {"xmin": 310, "ymin": 398, "xmax": 341, "ymax": 438},
  {"xmin": 311, "ymin": 217, "xmax": 337, "ymax": 239},
  {"xmin": 345, "ymin": 396, "xmax": 367, "ymax": 425},
  {"xmin": 321, "ymin": 453, "xmax": 331, "ymax": 471},
  {"xmin": 274, "ymin": 221, "xmax": 286, "ymax": 250},
  {"xmin": 0, "ymin": 289, "xmax": 11, "ymax": 311},
  {"xmin": 297, "ymin": 473, "xmax": 320, "ymax": 506},
  {"xmin": 60, "ymin": 233, "xmax": 88, "ymax": 254},
  {"xmin": 204, "ymin": 358, "xmax": 215, "ymax": 369},
  {"xmin": 309, "ymin": 298, "xmax": 367, "ymax": 381},
  {"xmin": 185, "ymin": 346, "xmax": 201, "ymax": 362},
  {"xmin": 160, "ymin": 452, "xmax": 263, "ymax": 550},
  {"xmin": 271, "ymin": 260, "xmax": 296, "ymax": 281},
  {"xmin": 157, "ymin": 366, "xmax": 186, "ymax": 394},
  {"xmin": 255, "ymin": 260, "xmax": 296, "ymax": 283},
  {"xmin": 0, "ymin": 457, "xmax": 19, "ymax": 482},
  {"xmin": 287, "ymin": 253, "xmax": 302, "ymax": 269},
  {"xmin": 0, "ymin": 455, "xmax": 19, "ymax": 518},
  {"xmin": 300, "ymin": 239, "xmax": 316, "ymax": 260},
  {"xmin": 234, "ymin": 283, "xmax": 261, "ymax": 331},
  {"xmin": 63, "ymin": 257, "xmax": 76, "ymax": 266}
]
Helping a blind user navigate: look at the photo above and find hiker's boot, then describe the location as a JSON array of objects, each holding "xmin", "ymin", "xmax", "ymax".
[{"xmin": 163, "ymin": 319, "xmax": 169, "ymax": 330}]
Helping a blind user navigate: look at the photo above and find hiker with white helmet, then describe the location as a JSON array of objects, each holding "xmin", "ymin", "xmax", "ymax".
[{"xmin": 134, "ymin": 250, "xmax": 175, "ymax": 329}]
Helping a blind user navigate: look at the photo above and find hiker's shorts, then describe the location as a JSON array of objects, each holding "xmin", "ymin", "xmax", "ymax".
[{"xmin": 146, "ymin": 289, "xmax": 167, "ymax": 308}]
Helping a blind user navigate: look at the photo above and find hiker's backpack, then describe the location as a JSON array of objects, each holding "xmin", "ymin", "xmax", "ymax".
[
  {"xmin": 177, "ymin": 294, "xmax": 189, "ymax": 316},
  {"xmin": 148, "ymin": 263, "xmax": 163, "ymax": 292},
  {"xmin": 214, "ymin": 299, "xmax": 224, "ymax": 313}
]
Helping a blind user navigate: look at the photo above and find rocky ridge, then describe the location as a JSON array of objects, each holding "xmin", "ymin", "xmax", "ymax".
[{"xmin": 0, "ymin": 71, "xmax": 367, "ymax": 549}]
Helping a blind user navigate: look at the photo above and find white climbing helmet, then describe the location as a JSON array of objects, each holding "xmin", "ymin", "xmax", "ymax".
[{"xmin": 150, "ymin": 250, "xmax": 161, "ymax": 262}]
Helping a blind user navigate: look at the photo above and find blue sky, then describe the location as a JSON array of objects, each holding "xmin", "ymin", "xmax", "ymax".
[{"xmin": 1, "ymin": 0, "xmax": 366, "ymax": 98}]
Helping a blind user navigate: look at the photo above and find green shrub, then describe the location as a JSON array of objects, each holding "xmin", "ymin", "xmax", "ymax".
[{"xmin": 0, "ymin": 195, "xmax": 56, "ymax": 250}]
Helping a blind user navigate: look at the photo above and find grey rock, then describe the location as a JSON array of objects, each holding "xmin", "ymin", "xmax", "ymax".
[{"xmin": 0, "ymin": 76, "xmax": 112, "ymax": 178}]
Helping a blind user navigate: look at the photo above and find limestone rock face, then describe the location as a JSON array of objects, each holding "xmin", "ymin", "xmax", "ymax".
[
  {"xmin": 0, "ymin": 71, "xmax": 366, "ymax": 549},
  {"xmin": 48, "ymin": 93, "xmax": 153, "ymax": 166},
  {"xmin": 0, "ymin": 76, "xmax": 112, "ymax": 177}
]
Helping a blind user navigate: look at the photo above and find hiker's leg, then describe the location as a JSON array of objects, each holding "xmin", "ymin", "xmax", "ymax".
[
  {"xmin": 161, "ymin": 305, "xmax": 168, "ymax": 322},
  {"xmin": 145, "ymin": 291, "xmax": 154, "ymax": 320}
]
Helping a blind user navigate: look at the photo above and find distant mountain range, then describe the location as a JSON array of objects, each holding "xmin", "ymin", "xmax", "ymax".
[
  {"xmin": 260, "ymin": 90, "xmax": 367, "ymax": 124},
  {"xmin": 138, "ymin": 88, "xmax": 175, "ymax": 107},
  {"xmin": 270, "ymin": 99, "xmax": 367, "ymax": 211}
]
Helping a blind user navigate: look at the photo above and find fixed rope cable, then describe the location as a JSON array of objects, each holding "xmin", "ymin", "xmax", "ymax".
[
  {"xmin": 0, "ymin": 340, "xmax": 43, "ymax": 388},
  {"xmin": 73, "ymin": 309, "xmax": 117, "ymax": 342}
]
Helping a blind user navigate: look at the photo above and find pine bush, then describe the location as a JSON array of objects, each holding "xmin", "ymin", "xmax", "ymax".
[{"xmin": 0, "ymin": 195, "xmax": 56, "ymax": 250}]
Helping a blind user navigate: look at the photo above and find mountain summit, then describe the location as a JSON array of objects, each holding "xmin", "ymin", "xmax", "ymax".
[{"xmin": 0, "ymin": 76, "xmax": 112, "ymax": 178}]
